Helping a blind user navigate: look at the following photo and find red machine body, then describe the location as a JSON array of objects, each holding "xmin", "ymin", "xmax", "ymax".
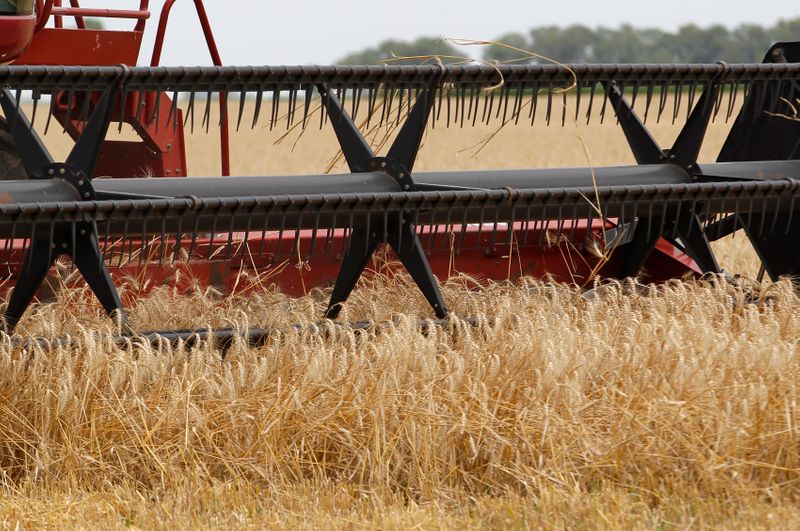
[{"xmin": 0, "ymin": 1, "xmax": 698, "ymax": 300}]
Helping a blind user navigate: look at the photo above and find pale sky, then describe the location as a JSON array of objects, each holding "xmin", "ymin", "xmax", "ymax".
[{"xmin": 89, "ymin": 0, "xmax": 798, "ymax": 65}]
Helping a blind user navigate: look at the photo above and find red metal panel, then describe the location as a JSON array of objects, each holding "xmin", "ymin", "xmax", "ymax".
[
  {"xmin": 0, "ymin": 223, "xmax": 699, "ymax": 303},
  {"xmin": 15, "ymin": 28, "xmax": 142, "ymax": 66}
]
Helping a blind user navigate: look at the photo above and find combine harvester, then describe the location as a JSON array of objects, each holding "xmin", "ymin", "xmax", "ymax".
[{"xmin": 0, "ymin": 1, "xmax": 798, "ymax": 342}]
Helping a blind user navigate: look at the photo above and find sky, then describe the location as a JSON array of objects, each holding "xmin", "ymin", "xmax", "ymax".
[{"xmin": 90, "ymin": 0, "xmax": 798, "ymax": 65}]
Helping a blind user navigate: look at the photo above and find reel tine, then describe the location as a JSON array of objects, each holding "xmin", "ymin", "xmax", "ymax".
[
  {"xmin": 767, "ymin": 78, "xmax": 782, "ymax": 114},
  {"xmin": 288, "ymin": 87, "xmax": 299, "ymax": 130},
  {"xmin": 153, "ymin": 213, "xmax": 166, "ymax": 266},
  {"xmin": 44, "ymin": 89, "xmax": 57, "ymax": 135},
  {"xmin": 165, "ymin": 88, "xmax": 177, "ymax": 132},
  {"xmin": 270, "ymin": 88, "xmax": 280, "ymax": 131},
  {"xmin": 30, "ymin": 89, "xmax": 40, "ymax": 127},
  {"xmin": 352, "ymin": 86, "xmax": 362, "ymax": 122},
  {"xmin": 201, "ymin": 89, "xmax": 213, "ymax": 133},
  {"xmin": 226, "ymin": 200, "xmax": 239, "ymax": 261},
  {"xmin": 102, "ymin": 213, "xmax": 112, "ymax": 265},
  {"xmin": 712, "ymin": 80, "xmax": 724, "ymax": 122},
  {"xmin": 529, "ymin": 81, "xmax": 540, "ymax": 125},
  {"xmin": 545, "ymin": 87, "xmax": 553, "ymax": 125},
  {"xmin": 513, "ymin": 82, "xmax": 524, "ymax": 125},
  {"xmin": 185, "ymin": 91, "xmax": 196, "ymax": 133},
  {"xmin": 568, "ymin": 200, "xmax": 580, "ymax": 242},
  {"xmin": 276, "ymin": 203, "xmax": 288, "ymax": 257},
  {"xmin": 434, "ymin": 84, "xmax": 444, "ymax": 127},
  {"xmin": 657, "ymin": 81, "xmax": 668, "ymax": 123},
  {"xmin": 489, "ymin": 199, "xmax": 501, "ymax": 250},
  {"xmin": 686, "ymin": 80, "xmax": 698, "ymax": 120},
  {"xmin": 257, "ymin": 206, "xmax": 269, "ymax": 259},
  {"xmin": 366, "ymin": 86, "xmax": 376, "ymax": 128},
  {"xmin": 643, "ymin": 82, "xmax": 654, "ymax": 124},
  {"xmin": 522, "ymin": 202, "xmax": 533, "ymax": 247},
  {"xmin": 236, "ymin": 87, "xmax": 247, "ymax": 132},
  {"xmin": 384, "ymin": 86, "xmax": 395, "ymax": 127},
  {"xmin": 585, "ymin": 82, "xmax": 596, "ymax": 125},
  {"xmin": 466, "ymin": 86, "xmax": 475, "ymax": 125},
  {"xmin": 308, "ymin": 205, "xmax": 322, "ymax": 258},
  {"xmin": 672, "ymin": 80, "xmax": 683, "ymax": 124},
  {"xmin": 630, "ymin": 82, "xmax": 640, "ymax": 115},
  {"xmin": 252, "ymin": 87, "xmax": 264, "ymax": 129},
  {"xmin": 396, "ymin": 88, "xmax": 404, "ymax": 126},
  {"xmin": 63, "ymin": 88, "xmax": 76, "ymax": 134},
  {"xmin": 302, "ymin": 86, "xmax": 313, "ymax": 129},
  {"xmin": 459, "ymin": 85, "xmax": 466, "ymax": 128},
  {"xmin": 599, "ymin": 82, "xmax": 609, "ymax": 124},
  {"xmin": 152, "ymin": 89, "xmax": 163, "ymax": 132}
]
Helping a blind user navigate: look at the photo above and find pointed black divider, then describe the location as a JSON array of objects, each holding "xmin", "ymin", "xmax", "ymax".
[
  {"xmin": 318, "ymin": 75, "xmax": 449, "ymax": 319},
  {"xmin": 0, "ymin": 85, "xmax": 130, "ymax": 334},
  {"xmin": 606, "ymin": 81, "xmax": 722, "ymax": 277},
  {"xmin": 0, "ymin": 89, "xmax": 54, "ymax": 178},
  {"xmin": 605, "ymin": 83, "xmax": 663, "ymax": 165}
]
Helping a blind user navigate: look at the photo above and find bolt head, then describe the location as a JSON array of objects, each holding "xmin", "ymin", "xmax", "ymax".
[
  {"xmin": 78, "ymin": 180, "xmax": 85, "ymax": 186},
  {"xmin": 381, "ymin": 162, "xmax": 387, "ymax": 169},
  {"xmin": 84, "ymin": 192, "xmax": 91, "ymax": 198},
  {"xmin": 59, "ymin": 168, "xmax": 66, "ymax": 175}
]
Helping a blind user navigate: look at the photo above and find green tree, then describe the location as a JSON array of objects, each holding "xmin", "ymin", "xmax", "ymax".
[
  {"xmin": 527, "ymin": 25, "xmax": 596, "ymax": 62},
  {"xmin": 337, "ymin": 37, "xmax": 459, "ymax": 65},
  {"xmin": 481, "ymin": 32, "xmax": 530, "ymax": 63},
  {"xmin": 480, "ymin": 17, "xmax": 800, "ymax": 64}
]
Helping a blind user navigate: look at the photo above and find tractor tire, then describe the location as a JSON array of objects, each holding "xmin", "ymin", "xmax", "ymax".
[{"xmin": 0, "ymin": 116, "xmax": 27, "ymax": 180}]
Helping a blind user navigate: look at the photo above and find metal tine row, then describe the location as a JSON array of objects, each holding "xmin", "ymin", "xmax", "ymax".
[
  {"xmin": 0, "ymin": 186, "xmax": 797, "ymax": 281},
  {"xmin": 54, "ymin": 77, "xmax": 783, "ymax": 137},
  {"xmin": 3, "ymin": 63, "xmax": 800, "ymax": 133}
]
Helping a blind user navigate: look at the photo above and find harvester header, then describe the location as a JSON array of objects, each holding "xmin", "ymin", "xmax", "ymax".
[{"xmin": 0, "ymin": 2, "xmax": 798, "ymax": 342}]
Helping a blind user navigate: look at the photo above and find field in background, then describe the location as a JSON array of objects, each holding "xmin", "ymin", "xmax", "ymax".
[{"xmin": 1, "ymin": 95, "xmax": 797, "ymax": 529}]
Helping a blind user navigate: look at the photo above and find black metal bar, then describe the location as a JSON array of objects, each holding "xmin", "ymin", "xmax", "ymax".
[
  {"xmin": 604, "ymin": 83, "xmax": 664, "ymax": 164},
  {"xmin": 0, "ymin": 89, "xmax": 54, "ymax": 179}
]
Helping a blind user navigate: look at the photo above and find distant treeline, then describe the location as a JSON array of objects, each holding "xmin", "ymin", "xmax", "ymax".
[{"xmin": 337, "ymin": 18, "xmax": 800, "ymax": 64}]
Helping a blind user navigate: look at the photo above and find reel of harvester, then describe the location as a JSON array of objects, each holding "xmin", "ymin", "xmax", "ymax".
[{"xmin": 0, "ymin": 40, "xmax": 798, "ymax": 342}]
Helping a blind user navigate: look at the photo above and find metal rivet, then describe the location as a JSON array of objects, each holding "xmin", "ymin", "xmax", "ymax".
[
  {"xmin": 84, "ymin": 192, "xmax": 91, "ymax": 198},
  {"xmin": 59, "ymin": 168, "xmax": 66, "ymax": 175},
  {"xmin": 78, "ymin": 180, "xmax": 85, "ymax": 186},
  {"xmin": 381, "ymin": 162, "xmax": 387, "ymax": 168},
  {"xmin": 80, "ymin": 229, "xmax": 86, "ymax": 235}
]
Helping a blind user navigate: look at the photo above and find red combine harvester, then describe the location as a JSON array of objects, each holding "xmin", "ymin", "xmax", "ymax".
[
  {"xmin": 0, "ymin": 1, "xmax": 797, "ymax": 340},
  {"xmin": 0, "ymin": 1, "xmax": 696, "ymax": 300}
]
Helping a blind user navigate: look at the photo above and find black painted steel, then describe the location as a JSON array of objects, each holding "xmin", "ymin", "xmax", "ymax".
[
  {"xmin": 1, "ymin": 61, "xmax": 799, "ymax": 132},
  {"xmin": 0, "ymin": 45, "xmax": 798, "ymax": 333}
]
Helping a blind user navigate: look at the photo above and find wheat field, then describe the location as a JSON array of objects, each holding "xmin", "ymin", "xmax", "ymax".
[{"xmin": 0, "ymin": 96, "xmax": 798, "ymax": 529}]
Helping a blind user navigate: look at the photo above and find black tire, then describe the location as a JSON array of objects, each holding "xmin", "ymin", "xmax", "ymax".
[{"xmin": 0, "ymin": 116, "xmax": 28, "ymax": 180}]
